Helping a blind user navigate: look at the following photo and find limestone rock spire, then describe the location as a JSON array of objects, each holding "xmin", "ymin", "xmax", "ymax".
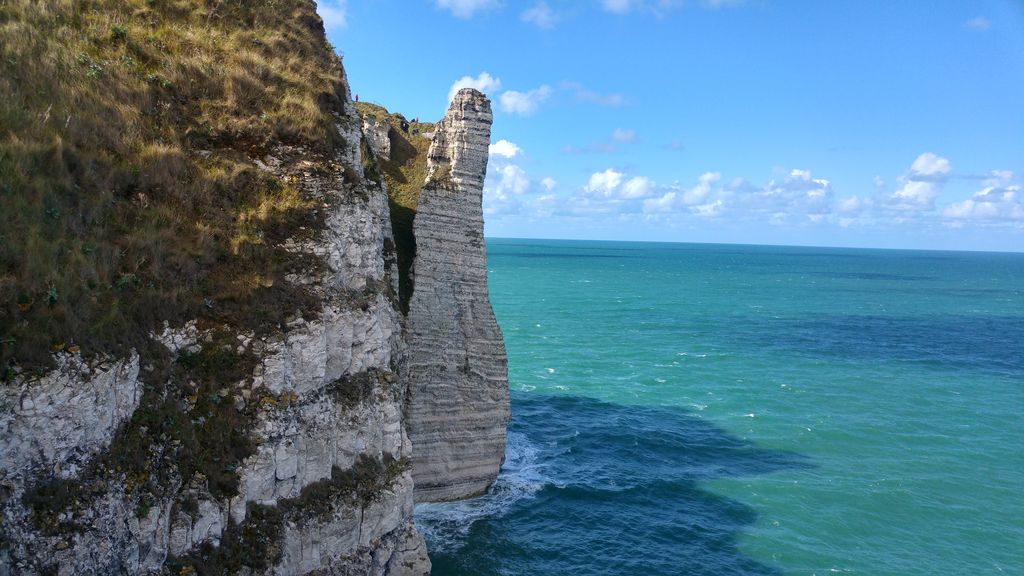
[{"xmin": 404, "ymin": 89, "xmax": 510, "ymax": 502}]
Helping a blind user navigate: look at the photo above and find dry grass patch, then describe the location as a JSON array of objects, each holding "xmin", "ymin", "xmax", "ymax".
[{"xmin": 0, "ymin": 0, "xmax": 346, "ymax": 375}]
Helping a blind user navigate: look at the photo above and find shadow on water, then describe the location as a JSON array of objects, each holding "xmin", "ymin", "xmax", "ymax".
[
  {"xmin": 422, "ymin": 393, "xmax": 813, "ymax": 576},
  {"xmin": 757, "ymin": 314, "xmax": 1024, "ymax": 375}
]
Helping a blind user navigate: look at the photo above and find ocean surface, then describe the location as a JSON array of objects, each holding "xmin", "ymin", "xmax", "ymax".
[{"xmin": 415, "ymin": 239, "xmax": 1024, "ymax": 576}]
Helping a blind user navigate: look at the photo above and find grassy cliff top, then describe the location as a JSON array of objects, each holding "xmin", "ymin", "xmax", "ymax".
[
  {"xmin": 354, "ymin": 101, "xmax": 435, "ymax": 211},
  {"xmin": 0, "ymin": 0, "xmax": 346, "ymax": 377}
]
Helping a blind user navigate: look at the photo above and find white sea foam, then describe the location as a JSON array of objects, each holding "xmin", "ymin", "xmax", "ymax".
[{"xmin": 415, "ymin": 431, "xmax": 546, "ymax": 553}]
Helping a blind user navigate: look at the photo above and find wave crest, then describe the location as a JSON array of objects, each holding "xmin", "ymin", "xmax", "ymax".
[{"xmin": 415, "ymin": 431, "xmax": 545, "ymax": 553}]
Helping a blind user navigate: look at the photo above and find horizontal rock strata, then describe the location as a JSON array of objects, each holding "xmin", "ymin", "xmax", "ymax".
[{"xmin": 404, "ymin": 88, "xmax": 511, "ymax": 502}]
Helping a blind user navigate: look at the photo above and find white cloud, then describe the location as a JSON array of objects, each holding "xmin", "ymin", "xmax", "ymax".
[
  {"xmin": 436, "ymin": 0, "xmax": 497, "ymax": 18},
  {"xmin": 909, "ymin": 152, "xmax": 952, "ymax": 181},
  {"xmin": 317, "ymin": 1, "xmax": 347, "ymax": 29},
  {"xmin": 885, "ymin": 153, "xmax": 951, "ymax": 211},
  {"xmin": 484, "ymin": 162, "xmax": 533, "ymax": 216},
  {"xmin": 612, "ymin": 128, "xmax": 637, "ymax": 143},
  {"xmin": 889, "ymin": 180, "xmax": 940, "ymax": 211},
  {"xmin": 521, "ymin": 2, "xmax": 557, "ymax": 28},
  {"xmin": 643, "ymin": 191, "xmax": 676, "ymax": 214},
  {"xmin": 581, "ymin": 169, "xmax": 656, "ymax": 203},
  {"xmin": 489, "ymin": 139, "xmax": 522, "ymax": 158},
  {"xmin": 683, "ymin": 172, "xmax": 720, "ymax": 204},
  {"xmin": 584, "ymin": 169, "xmax": 624, "ymax": 197},
  {"xmin": 499, "ymin": 85, "xmax": 553, "ymax": 115},
  {"xmin": 578, "ymin": 167, "xmax": 840, "ymax": 223},
  {"xmin": 964, "ymin": 16, "xmax": 991, "ymax": 31},
  {"xmin": 983, "ymin": 170, "xmax": 1014, "ymax": 187},
  {"xmin": 692, "ymin": 200, "xmax": 725, "ymax": 218},
  {"xmin": 748, "ymin": 169, "xmax": 833, "ymax": 222},
  {"xmin": 531, "ymin": 194, "xmax": 559, "ymax": 217},
  {"xmin": 944, "ymin": 186, "xmax": 1024, "ymax": 220},
  {"xmin": 640, "ymin": 172, "xmax": 720, "ymax": 214},
  {"xmin": 448, "ymin": 72, "xmax": 502, "ymax": 101},
  {"xmin": 507, "ymin": 153, "xmax": 1023, "ymax": 236},
  {"xmin": 622, "ymin": 176, "xmax": 655, "ymax": 199},
  {"xmin": 835, "ymin": 196, "xmax": 869, "ymax": 215},
  {"xmin": 790, "ymin": 168, "xmax": 811, "ymax": 181},
  {"xmin": 493, "ymin": 164, "xmax": 531, "ymax": 196}
]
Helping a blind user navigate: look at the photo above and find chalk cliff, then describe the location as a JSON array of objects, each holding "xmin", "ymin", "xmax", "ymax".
[
  {"xmin": 0, "ymin": 66, "xmax": 430, "ymax": 576},
  {"xmin": 404, "ymin": 90, "xmax": 511, "ymax": 502},
  {"xmin": 0, "ymin": 2, "xmax": 507, "ymax": 574}
]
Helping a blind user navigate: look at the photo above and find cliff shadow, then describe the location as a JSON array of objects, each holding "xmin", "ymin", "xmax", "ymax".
[
  {"xmin": 421, "ymin": 392, "xmax": 813, "ymax": 576},
  {"xmin": 388, "ymin": 199, "xmax": 416, "ymax": 314}
]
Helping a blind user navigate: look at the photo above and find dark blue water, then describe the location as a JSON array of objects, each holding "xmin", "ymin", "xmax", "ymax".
[{"xmin": 417, "ymin": 239, "xmax": 1024, "ymax": 575}]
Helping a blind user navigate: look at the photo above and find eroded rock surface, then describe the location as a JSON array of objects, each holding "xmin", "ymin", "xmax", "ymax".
[
  {"xmin": 362, "ymin": 115, "xmax": 392, "ymax": 161},
  {"xmin": 0, "ymin": 353, "xmax": 141, "ymax": 481},
  {"xmin": 0, "ymin": 57, "xmax": 428, "ymax": 576},
  {"xmin": 404, "ymin": 89, "xmax": 511, "ymax": 502}
]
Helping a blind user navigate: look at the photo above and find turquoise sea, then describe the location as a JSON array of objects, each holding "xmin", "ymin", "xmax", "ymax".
[{"xmin": 416, "ymin": 239, "xmax": 1024, "ymax": 575}]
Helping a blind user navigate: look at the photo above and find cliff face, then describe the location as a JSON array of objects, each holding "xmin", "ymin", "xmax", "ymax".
[
  {"xmin": 0, "ymin": 61, "xmax": 430, "ymax": 576},
  {"xmin": 1, "ymin": 4, "xmax": 508, "ymax": 573},
  {"xmin": 404, "ymin": 90, "xmax": 511, "ymax": 502}
]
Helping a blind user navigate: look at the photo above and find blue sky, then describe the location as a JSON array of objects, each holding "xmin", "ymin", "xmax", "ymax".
[{"xmin": 322, "ymin": 1, "xmax": 1024, "ymax": 251}]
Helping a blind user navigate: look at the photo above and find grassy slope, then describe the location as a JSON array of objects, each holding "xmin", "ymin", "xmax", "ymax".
[
  {"xmin": 354, "ymin": 101, "xmax": 434, "ymax": 312},
  {"xmin": 0, "ymin": 0, "xmax": 345, "ymax": 376}
]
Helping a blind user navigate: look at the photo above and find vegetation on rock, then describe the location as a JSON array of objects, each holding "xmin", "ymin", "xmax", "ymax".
[
  {"xmin": 21, "ymin": 333, "xmax": 266, "ymax": 536},
  {"xmin": 165, "ymin": 454, "xmax": 410, "ymax": 575},
  {"xmin": 355, "ymin": 101, "xmax": 434, "ymax": 313}
]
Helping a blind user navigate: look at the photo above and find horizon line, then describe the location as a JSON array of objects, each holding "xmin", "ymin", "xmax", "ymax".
[{"xmin": 481, "ymin": 235, "xmax": 1024, "ymax": 256}]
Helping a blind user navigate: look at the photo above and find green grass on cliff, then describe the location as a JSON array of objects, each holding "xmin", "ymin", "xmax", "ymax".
[
  {"xmin": 354, "ymin": 101, "xmax": 435, "ymax": 211},
  {"xmin": 354, "ymin": 101, "xmax": 434, "ymax": 312},
  {"xmin": 0, "ymin": 0, "xmax": 346, "ymax": 376}
]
